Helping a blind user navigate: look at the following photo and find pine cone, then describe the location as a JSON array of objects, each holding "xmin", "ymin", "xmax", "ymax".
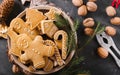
[{"xmin": 0, "ymin": 0, "xmax": 14, "ymax": 21}]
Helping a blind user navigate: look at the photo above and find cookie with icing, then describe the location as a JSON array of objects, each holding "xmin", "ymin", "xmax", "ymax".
[
  {"xmin": 7, "ymin": 29, "xmax": 32, "ymax": 57},
  {"xmin": 45, "ymin": 8, "xmax": 61, "ymax": 20},
  {"xmin": 44, "ymin": 40, "xmax": 64, "ymax": 66},
  {"xmin": 10, "ymin": 18, "xmax": 39, "ymax": 39},
  {"xmin": 43, "ymin": 57, "xmax": 54, "ymax": 72},
  {"xmin": 41, "ymin": 20, "xmax": 58, "ymax": 38},
  {"xmin": 54, "ymin": 30, "xmax": 68, "ymax": 60},
  {"xmin": 26, "ymin": 8, "xmax": 47, "ymax": 30},
  {"xmin": 20, "ymin": 36, "xmax": 55, "ymax": 69}
]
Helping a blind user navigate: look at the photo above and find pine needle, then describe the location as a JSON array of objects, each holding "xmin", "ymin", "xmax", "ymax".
[
  {"xmin": 74, "ymin": 19, "xmax": 80, "ymax": 31},
  {"xmin": 77, "ymin": 22, "xmax": 105, "ymax": 52},
  {"xmin": 54, "ymin": 13, "xmax": 70, "ymax": 28},
  {"xmin": 96, "ymin": 25, "xmax": 105, "ymax": 34},
  {"xmin": 67, "ymin": 19, "xmax": 80, "ymax": 55},
  {"xmin": 71, "ymin": 57, "xmax": 85, "ymax": 65},
  {"xmin": 54, "ymin": 14, "xmax": 80, "ymax": 55},
  {"xmin": 59, "ymin": 57, "xmax": 85, "ymax": 75}
]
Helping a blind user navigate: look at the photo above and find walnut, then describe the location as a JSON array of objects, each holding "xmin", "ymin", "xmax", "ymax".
[
  {"xmin": 97, "ymin": 47, "xmax": 109, "ymax": 59},
  {"xmin": 78, "ymin": 5, "xmax": 87, "ymax": 16},
  {"xmin": 105, "ymin": 26, "xmax": 116, "ymax": 36},
  {"xmin": 72, "ymin": 0, "xmax": 83, "ymax": 7},
  {"xmin": 106, "ymin": 6, "xmax": 116, "ymax": 17},
  {"xmin": 86, "ymin": 2, "xmax": 97, "ymax": 12},
  {"xmin": 110, "ymin": 17, "xmax": 120, "ymax": 25},
  {"xmin": 83, "ymin": 18, "xmax": 95, "ymax": 27},
  {"xmin": 84, "ymin": 28, "xmax": 94, "ymax": 36}
]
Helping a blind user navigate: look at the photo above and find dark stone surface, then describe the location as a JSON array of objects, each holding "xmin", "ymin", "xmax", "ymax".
[{"xmin": 0, "ymin": 0, "xmax": 120, "ymax": 75}]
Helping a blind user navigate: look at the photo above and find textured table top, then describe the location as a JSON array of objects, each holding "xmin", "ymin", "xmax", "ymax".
[{"xmin": 0, "ymin": 0, "xmax": 120, "ymax": 75}]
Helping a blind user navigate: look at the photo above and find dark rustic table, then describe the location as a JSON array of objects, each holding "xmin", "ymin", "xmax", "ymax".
[{"xmin": 0, "ymin": 0, "xmax": 120, "ymax": 75}]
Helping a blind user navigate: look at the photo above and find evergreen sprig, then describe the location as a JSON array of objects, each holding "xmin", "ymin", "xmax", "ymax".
[
  {"xmin": 54, "ymin": 14, "xmax": 70, "ymax": 30},
  {"xmin": 55, "ymin": 14, "xmax": 80, "ymax": 55},
  {"xmin": 67, "ymin": 19, "xmax": 80, "ymax": 54},
  {"xmin": 58, "ymin": 57, "xmax": 85, "ymax": 75},
  {"xmin": 77, "ymin": 22, "xmax": 105, "ymax": 53},
  {"xmin": 74, "ymin": 19, "xmax": 80, "ymax": 31}
]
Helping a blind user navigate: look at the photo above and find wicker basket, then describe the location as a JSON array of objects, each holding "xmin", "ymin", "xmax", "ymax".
[{"xmin": 8, "ymin": 5, "xmax": 77, "ymax": 74}]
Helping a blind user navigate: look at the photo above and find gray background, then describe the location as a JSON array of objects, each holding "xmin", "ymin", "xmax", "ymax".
[{"xmin": 0, "ymin": 0, "xmax": 120, "ymax": 75}]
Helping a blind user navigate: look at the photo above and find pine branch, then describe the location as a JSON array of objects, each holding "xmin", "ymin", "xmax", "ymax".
[
  {"xmin": 96, "ymin": 24, "xmax": 105, "ymax": 34},
  {"xmin": 59, "ymin": 57, "xmax": 85, "ymax": 75},
  {"xmin": 59, "ymin": 22, "xmax": 105, "ymax": 75},
  {"xmin": 54, "ymin": 14, "xmax": 80, "ymax": 55},
  {"xmin": 77, "ymin": 22, "xmax": 105, "ymax": 53},
  {"xmin": 67, "ymin": 19, "xmax": 80, "ymax": 54},
  {"xmin": 74, "ymin": 19, "xmax": 80, "ymax": 31},
  {"xmin": 54, "ymin": 13, "xmax": 70, "ymax": 28}
]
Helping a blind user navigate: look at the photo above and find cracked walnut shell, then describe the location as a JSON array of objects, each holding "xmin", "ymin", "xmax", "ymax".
[
  {"xmin": 86, "ymin": 2, "xmax": 97, "ymax": 12},
  {"xmin": 110, "ymin": 17, "xmax": 120, "ymax": 25},
  {"xmin": 97, "ymin": 47, "xmax": 109, "ymax": 59},
  {"xmin": 84, "ymin": 28, "xmax": 94, "ymax": 36},
  {"xmin": 106, "ymin": 6, "xmax": 116, "ymax": 17},
  {"xmin": 78, "ymin": 5, "xmax": 87, "ymax": 16},
  {"xmin": 105, "ymin": 26, "xmax": 116, "ymax": 36},
  {"xmin": 83, "ymin": 18, "xmax": 95, "ymax": 27},
  {"xmin": 72, "ymin": 0, "xmax": 83, "ymax": 7}
]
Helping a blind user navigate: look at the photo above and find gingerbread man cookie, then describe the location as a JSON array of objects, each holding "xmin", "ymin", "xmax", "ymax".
[
  {"xmin": 16, "ymin": 33, "xmax": 32, "ymax": 50},
  {"xmin": 43, "ymin": 57, "xmax": 54, "ymax": 72},
  {"xmin": 54, "ymin": 30, "xmax": 68, "ymax": 60},
  {"xmin": 41, "ymin": 20, "xmax": 58, "ymax": 38},
  {"xmin": 26, "ymin": 8, "xmax": 47, "ymax": 30},
  {"xmin": 10, "ymin": 18, "xmax": 39, "ymax": 39},
  {"xmin": 7, "ymin": 29, "xmax": 32, "ymax": 57},
  {"xmin": 20, "ymin": 35, "xmax": 55, "ymax": 69}
]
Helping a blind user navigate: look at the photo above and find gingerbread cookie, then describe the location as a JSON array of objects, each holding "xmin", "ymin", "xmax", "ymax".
[
  {"xmin": 7, "ymin": 29, "xmax": 20, "ymax": 56},
  {"xmin": 16, "ymin": 33, "xmax": 32, "ymax": 50},
  {"xmin": 50, "ymin": 56, "xmax": 65, "ymax": 67},
  {"xmin": 43, "ymin": 57, "xmax": 53, "ymax": 72},
  {"xmin": 44, "ymin": 40, "xmax": 64, "ymax": 66},
  {"xmin": 26, "ymin": 8, "xmax": 47, "ymax": 30},
  {"xmin": 10, "ymin": 18, "xmax": 39, "ymax": 39},
  {"xmin": 28, "ymin": 66, "xmax": 36, "ymax": 72},
  {"xmin": 45, "ymin": 8, "xmax": 61, "ymax": 20},
  {"xmin": 7, "ymin": 29, "xmax": 32, "ymax": 57},
  {"xmin": 20, "ymin": 35, "xmax": 55, "ymax": 69},
  {"xmin": 54, "ymin": 30, "xmax": 68, "ymax": 60},
  {"xmin": 41, "ymin": 20, "xmax": 58, "ymax": 38},
  {"xmin": 54, "ymin": 40, "xmax": 62, "ymax": 49},
  {"xmin": 0, "ymin": 22, "xmax": 8, "ymax": 39}
]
